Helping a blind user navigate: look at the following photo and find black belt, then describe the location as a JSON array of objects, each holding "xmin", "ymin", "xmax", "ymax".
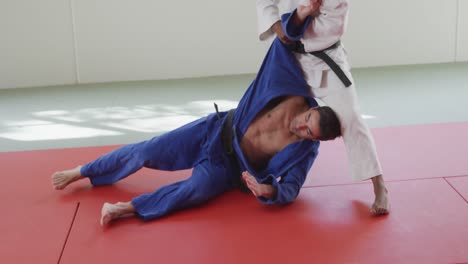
[
  {"xmin": 289, "ymin": 40, "xmax": 352, "ymax": 87},
  {"xmin": 214, "ymin": 103, "xmax": 250, "ymax": 193},
  {"xmin": 221, "ymin": 108, "xmax": 236, "ymax": 156}
]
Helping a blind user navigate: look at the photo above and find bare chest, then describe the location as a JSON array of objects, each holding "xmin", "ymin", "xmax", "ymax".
[{"xmin": 240, "ymin": 111, "xmax": 299, "ymax": 170}]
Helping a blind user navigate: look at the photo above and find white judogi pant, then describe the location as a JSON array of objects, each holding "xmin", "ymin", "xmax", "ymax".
[
  {"xmin": 257, "ymin": 0, "xmax": 383, "ymax": 181},
  {"xmin": 303, "ymin": 65, "xmax": 383, "ymax": 181}
]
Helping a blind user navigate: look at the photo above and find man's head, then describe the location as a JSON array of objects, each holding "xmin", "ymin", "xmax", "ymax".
[{"xmin": 289, "ymin": 106, "xmax": 341, "ymax": 141}]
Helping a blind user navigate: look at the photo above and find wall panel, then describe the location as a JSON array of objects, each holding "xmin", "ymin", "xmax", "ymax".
[
  {"xmin": 73, "ymin": 0, "xmax": 267, "ymax": 83},
  {"xmin": 343, "ymin": 0, "xmax": 458, "ymax": 67},
  {"xmin": 456, "ymin": 0, "xmax": 468, "ymax": 61},
  {"xmin": 0, "ymin": 0, "xmax": 76, "ymax": 89}
]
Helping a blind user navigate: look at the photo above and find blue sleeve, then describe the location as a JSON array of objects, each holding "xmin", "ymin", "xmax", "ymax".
[
  {"xmin": 258, "ymin": 145, "xmax": 319, "ymax": 205},
  {"xmin": 281, "ymin": 10, "xmax": 312, "ymax": 41}
]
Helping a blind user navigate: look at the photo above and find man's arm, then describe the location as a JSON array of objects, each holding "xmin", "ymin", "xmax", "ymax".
[
  {"xmin": 256, "ymin": 0, "xmax": 321, "ymax": 44},
  {"xmin": 291, "ymin": 0, "xmax": 322, "ymax": 27},
  {"xmin": 283, "ymin": 0, "xmax": 349, "ymax": 51},
  {"xmin": 270, "ymin": 0, "xmax": 322, "ymax": 43},
  {"xmin": 242, "ymin": 146, "xmax": 318, "ymax": 205},
  {"xmin": 243, "ymin": 171, "xmax": 278, "ymax": 199},
  {"xmin": 256, "ymin": 0, "xmax": 281, "ymax": 41}
]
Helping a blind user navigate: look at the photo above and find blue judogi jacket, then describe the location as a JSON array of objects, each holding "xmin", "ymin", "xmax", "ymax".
[{"xmin": 229, "ymin": 37, "xmax": 319, "ymax": 205}]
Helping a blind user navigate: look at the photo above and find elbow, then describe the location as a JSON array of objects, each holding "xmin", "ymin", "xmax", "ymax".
[
  {"xmin": 278, "ymin": 190, "xmax": 300, "ymax": 205},
  {"xmin": 332, "ymin": 23, "xmax": 346, "ymax": 36}
]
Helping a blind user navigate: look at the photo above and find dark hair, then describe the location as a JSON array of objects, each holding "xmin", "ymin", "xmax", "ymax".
[{"xmin": 315, "ymin": 106, "xmax": 342, "ymax": 141}]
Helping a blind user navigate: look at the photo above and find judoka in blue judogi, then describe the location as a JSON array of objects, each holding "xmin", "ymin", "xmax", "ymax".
[{"xmin": 54, "ymin": 38, "xmax": 341, "ymax": 222}]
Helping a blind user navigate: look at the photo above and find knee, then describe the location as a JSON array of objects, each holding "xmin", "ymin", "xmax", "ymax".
[
  {"xmin": 337, "ymin": 110, "xmax": 373, "ymax": 142},
  {"xmin": 176, "ymin": 179, "xmax": 212, "ymax": 206},
  {"xmin": 338, "ymin": 108, "xmax": 362, "ymax": 130},
  {"xmin": 185, "ymin": 174, "xmax": 228, "ymax": 204}
]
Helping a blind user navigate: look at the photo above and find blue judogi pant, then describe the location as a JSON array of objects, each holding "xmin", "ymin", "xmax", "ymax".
[{"xmin": 80, "ymin": 112, "xmax": 240, "ymax": 221}]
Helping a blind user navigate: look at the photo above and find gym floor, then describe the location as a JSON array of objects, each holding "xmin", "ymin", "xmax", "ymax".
[{"xmin": 1, "ymin": 62, "xmax": 467, "ymax": 264}]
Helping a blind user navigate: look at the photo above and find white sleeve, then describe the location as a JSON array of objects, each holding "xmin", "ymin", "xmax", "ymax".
[
  {"xmin": 256, "ymin": 0, "xmax": 282, "ymax": 41},
  {"xmin": 302, "ymin": 0, "xmax": 349, "ymax": 52}
]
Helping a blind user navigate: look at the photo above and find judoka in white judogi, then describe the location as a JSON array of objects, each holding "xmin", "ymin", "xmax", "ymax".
[{"xmin": 256, "ymin": 0, "xmax": 389, "ymax": 214}]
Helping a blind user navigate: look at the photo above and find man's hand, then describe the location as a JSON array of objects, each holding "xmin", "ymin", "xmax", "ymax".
[
  {"xmin": 295, "ymin": 0, "xmax": 322, "ymax": 24},
  {"xmin": 273, "ymin": 0, "xmax": 321, "ymax": 44},
  {"xmin": 272, "ymin": 21, "xmax": 293, "ymax": 45},
  {"xmin": 242, "ymin": 171, "xmax": 277, "ymax": 199}
]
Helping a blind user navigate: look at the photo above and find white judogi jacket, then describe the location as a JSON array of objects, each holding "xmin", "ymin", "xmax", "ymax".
[
  {"xmin": 256, "ymin": 0, "xmax": 351, "ymax": 88},
  {"xmin": 256, "ymin": 0, "xmax": 384, "ymax": 181}
]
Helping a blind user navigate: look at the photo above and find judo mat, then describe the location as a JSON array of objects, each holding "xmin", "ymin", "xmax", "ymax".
[{"xmin": 1, "ymin": 122, "xmax": 467, "ymax": 264}]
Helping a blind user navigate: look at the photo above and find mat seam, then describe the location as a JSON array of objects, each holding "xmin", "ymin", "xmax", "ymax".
[
  {"xmin": 443, "ymin": 178, "xmax": 468, "ymax": 204},
  {"xmin": 302, "ymin": 174, "xmax": 468, "ymax": 189},
  {"xmin": 57, "ymin": 202, "xmax": 80, "ymax": 264}
]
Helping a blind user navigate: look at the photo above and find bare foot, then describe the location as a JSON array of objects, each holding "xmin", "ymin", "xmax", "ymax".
[
  {"xmin": 100, "ymin": 202, "xmax": 136, "ymax": 226},
  {"xmin": 370, "ymin": 175, "xmax": 390, "ymax": 216},
  {"xmin": 52, "ymin": 166, "xmax": 84, "ymax": 190},
  {"xmin": 371, "ymin": 187, "xmax": 390, "ymax": 216}
]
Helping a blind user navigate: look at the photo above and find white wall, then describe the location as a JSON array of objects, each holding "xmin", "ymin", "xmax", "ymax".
[
  {"xmin": 457, "ymin": 0, "xmax": 468, "ymax": 61},
  {"xmin": 72, "ymin": 0, "xmax": 268, "ymax": 83},
  {"xmin": 344, "ymin": 0, "xmax": 458, "ymax": 68},
  {"xmin": 0, "ymin": 0, "xmax": 466, "ymax": 89},
  {"xmin": 0, "ymin": 0, "xmax": 77, "ymax": 89}
]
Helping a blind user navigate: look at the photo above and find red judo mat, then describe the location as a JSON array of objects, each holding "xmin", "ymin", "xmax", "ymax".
[
  {"xmin": 61, "ymin": 179, "xmax": 468, "ymax": 264},
  {"xmin": 306, "ymin": 122, "xmax": 468, "ymax": 186},
  {"xmin": 0, "ymin": 150, "xmax": 79, "ymax": 264},
  {"xmin": 1, "ymin": 122, "xmax": 468, "ymax": 264}
]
